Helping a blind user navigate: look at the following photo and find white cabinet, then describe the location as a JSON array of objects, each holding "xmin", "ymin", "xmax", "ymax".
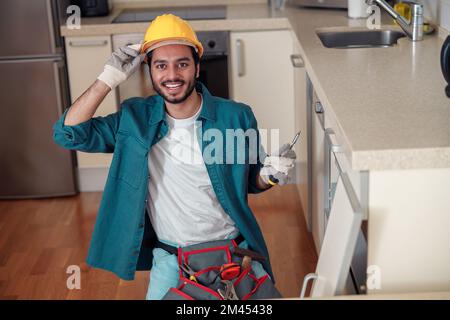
[
  {"xmin": 229, "ymin": 30, "xmax": 296, "ymax": 154},
  {"xmin": 65, "ymin": 35, "xmax": 117, "ymax": 169}
]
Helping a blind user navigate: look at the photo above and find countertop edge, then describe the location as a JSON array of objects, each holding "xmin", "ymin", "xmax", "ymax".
[{"xmin": 351, "ymin": 147, "xmax": 450, "ymax": 171}]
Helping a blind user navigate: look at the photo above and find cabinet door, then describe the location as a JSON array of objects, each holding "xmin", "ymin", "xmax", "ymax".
[
  {"xmin": 229, "ymin": 30, "xmax": 295, "ymax": 153},
  {"xmin": 292, "ymin": 35, "xmax": 309, "ymax": 229},
  {"xmin": 310, "ymin": 173, "xmax": 363, "ymax": 297},
  {"xmin": 65, "ymin": 36, "xmax": 117, "ymax": 168},
  {"xmin": 311, "ymin": 99, "xmax": 325, "ymax": 254}
]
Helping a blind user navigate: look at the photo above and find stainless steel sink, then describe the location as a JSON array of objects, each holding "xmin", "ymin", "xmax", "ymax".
[{"xmin": 316, "ymin": 29, "xmax": 406, "ymax": 48}]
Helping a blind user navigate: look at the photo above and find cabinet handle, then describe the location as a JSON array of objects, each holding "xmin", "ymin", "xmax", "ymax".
[
  {"xmin": 290, "ymin": 54, "xmax": 304, "ymax": 68},
  {"xmin": 314, "ymin": 101, "xmax": 325, "ymax": 129},
  {"xmin": 300, "ymin": 273, "xmax": 318, "ymax": 298},
  {"xmin": 236, "ymin": 39, "xmax": 245, "ymax": 77},
  {"xmin": 314, "ymin": 101, "xmax": 323, "ymax": 114},
  {"xmin": 69, "ymin": 39, "xmax": 108, "ymax": 47}
]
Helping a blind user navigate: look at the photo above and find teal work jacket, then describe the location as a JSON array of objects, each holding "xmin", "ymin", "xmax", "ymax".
[{"xmin": 53, "ymin": 82, "xmax": 274, "ymax": 281}]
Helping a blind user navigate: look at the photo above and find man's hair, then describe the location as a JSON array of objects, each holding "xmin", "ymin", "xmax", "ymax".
[{"xmin": 146, "ymin": 46, "xmax": 200, "ymax": 66}]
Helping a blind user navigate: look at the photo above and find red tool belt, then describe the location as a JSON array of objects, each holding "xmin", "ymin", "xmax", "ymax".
[{"xmin": 160, "ymin": 237, "xmax": 282, "ymax": 300}]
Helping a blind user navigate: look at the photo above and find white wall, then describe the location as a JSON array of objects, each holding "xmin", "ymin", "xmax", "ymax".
[
  {"xmin": 416, "ymin": 0, "xmax": 450, "ymax": 31},
  {"xmin": 440, "ymin": 0, "xmax": 450, "ymax": 31}
]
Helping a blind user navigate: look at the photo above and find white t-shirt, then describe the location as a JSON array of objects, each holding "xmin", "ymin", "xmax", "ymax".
[{"xmin": 146, "ymin": 95, "xmax": 239, "ymax": 246}]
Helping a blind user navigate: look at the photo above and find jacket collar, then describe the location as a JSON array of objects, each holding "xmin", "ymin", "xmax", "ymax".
[{"xmin": 149, "ymin": 81, "xmax": 216, "ymax": 125}]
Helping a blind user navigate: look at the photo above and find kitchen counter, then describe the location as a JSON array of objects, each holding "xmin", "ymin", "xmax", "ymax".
[
  {"xmin": 284, "ymin": 8, "xmax": 450, "ymax": 171},
  {"xmin": 61, "ymin": 3, "xmax": 450, "ymax": 171}
]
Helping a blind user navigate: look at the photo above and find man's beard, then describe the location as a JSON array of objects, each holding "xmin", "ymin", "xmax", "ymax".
[{"xmin": 150, "ymin": 73, "xmax": 197, "ymax": 104}]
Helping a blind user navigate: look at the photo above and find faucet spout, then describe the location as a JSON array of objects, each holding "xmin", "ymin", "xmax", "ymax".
[{"xmin": 365, "ymin": 0, "xmax": 423, "ymax": 41}]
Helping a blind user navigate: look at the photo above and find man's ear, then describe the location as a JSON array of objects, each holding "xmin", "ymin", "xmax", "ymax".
[{"xmin": 196, "ymin": 63, "xmax": 200, "ymax": 78}]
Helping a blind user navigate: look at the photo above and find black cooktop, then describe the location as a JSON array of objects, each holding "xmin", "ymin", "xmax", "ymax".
[{"xmin": 113, "ymin": 5, "xmax": 227, "ymax": 23}]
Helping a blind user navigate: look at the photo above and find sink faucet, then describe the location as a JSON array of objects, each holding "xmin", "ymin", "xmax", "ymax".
[{"xmin": 365, "ymin": 0, "xmax": 423, "ymax": 41}]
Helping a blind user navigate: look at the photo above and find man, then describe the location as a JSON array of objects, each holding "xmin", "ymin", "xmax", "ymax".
[{"xmin": 53, "ymin": 14, "xmax": 296, "ymax": 300}]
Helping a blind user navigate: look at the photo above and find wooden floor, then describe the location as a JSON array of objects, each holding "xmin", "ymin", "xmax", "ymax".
[{"xmin": 0, "ymin": 185, "xmax": 317, "ymax": 299}]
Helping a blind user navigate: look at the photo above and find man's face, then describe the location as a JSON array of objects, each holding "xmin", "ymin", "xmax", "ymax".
[{"xmin": 148, "ymin": 44, "xmax": 200, "ymax": 104}]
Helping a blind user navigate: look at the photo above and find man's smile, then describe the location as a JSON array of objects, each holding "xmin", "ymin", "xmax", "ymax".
[{"xmin": 162, "ymin": 81, "xmax": 185, "ymax": 94}]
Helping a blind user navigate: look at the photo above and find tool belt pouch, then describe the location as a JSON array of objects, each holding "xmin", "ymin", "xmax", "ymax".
[{"xmin": 161, "ymin": 239, "xmax": 282, "ymax": 300}]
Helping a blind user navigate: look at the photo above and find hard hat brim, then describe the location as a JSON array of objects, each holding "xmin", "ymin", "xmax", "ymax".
[{"xmin": 141, "ymin": 37, "xmax": 204, "ymax": 58}]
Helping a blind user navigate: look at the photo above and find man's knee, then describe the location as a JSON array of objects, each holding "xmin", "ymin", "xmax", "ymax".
[{"xmin": 146, "ymin": 248, "xmax": 179, "ymax": 300}]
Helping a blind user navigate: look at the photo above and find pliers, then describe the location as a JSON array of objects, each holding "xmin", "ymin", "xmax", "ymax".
[
  {"xmin": 217, "ymin": 280, "xmax": 239, "ymax": 300},
  {"xmin": 180, "ymin": 263, "xmax": 198, "ymax": 283}
]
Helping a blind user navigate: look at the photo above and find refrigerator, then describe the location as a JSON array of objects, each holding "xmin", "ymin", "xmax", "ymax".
[{"xmin": 0, "ymin": 0, "xmax": 78, "ymax": 198}]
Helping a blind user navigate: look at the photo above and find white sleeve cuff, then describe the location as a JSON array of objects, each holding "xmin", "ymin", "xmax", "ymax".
[{"xmin": 97, "ymin": 65, "xmax": 127, "ymax": 90}]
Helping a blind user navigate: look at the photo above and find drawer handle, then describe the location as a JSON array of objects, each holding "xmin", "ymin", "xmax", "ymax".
[
  {"xmin": 69, "ymin": 40, "xmax": 108, "ymax": 47},
  {"xmin": 290, "ymin": 54, "xmax": 304, "ymax": 68},
  {"xmin": 236, "ymin": 39, "xmax": 245, "ymax": 77}
]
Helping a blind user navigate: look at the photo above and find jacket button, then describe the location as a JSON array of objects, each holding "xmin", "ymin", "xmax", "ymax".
[
  {"xmin": 139, "ymin": 223, "xmax": 144, "ymax": 228},
  {"xmin": 134, "ymin": 250, "xmax": 140, "ymax": 255}
]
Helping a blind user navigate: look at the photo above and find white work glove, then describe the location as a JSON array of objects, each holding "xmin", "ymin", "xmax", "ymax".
[
  {"xmin": 260, "ymin": 143, "xmax": 296, "ymax": 186},
  {"xmin": 97, "ymin": 43, "xmax": 145, "ymax": 90}
]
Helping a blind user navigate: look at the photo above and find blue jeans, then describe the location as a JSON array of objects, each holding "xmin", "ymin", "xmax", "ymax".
[{"xmin": 145, "ymin": 240, "xmax": 269, "ymax": 300}]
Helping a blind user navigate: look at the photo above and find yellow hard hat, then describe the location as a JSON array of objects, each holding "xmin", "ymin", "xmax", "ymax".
[{"xmin": 141, "ymin": 14, "xmax": 204, "ymax": 58}]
